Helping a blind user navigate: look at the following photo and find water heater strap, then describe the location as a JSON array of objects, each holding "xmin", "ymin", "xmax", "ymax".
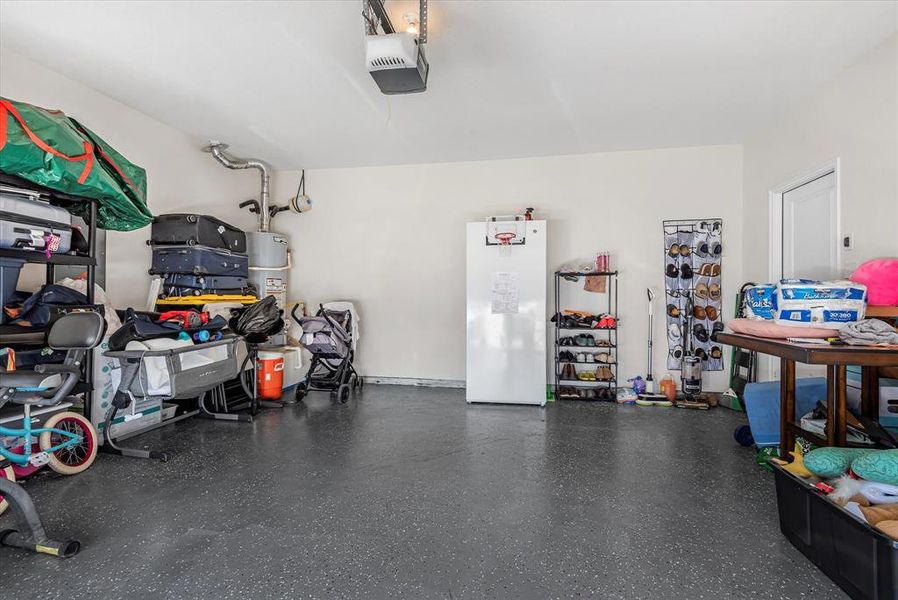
[{"xmin": 248, "ymin": 251, "xmax": 292, "ymax": 272}]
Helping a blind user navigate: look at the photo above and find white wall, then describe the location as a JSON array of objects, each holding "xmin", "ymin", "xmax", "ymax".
[
  {"xmin": 275, "ymin": 144, "xmax": 743, "ymax": 390},
  {"xmin": 742, "ymin": 34, "xmax": 898, "ymax": 284},
  {"xmin": 2, "ymin": 50, "xmax": 746, "ymax": 392},
  {"xmin": 0, "ymin": 49, "xmax": 260, "ymax": 308}
]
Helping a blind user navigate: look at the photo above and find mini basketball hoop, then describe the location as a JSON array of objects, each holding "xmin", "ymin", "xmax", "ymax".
[
  {"xmin": 495, "ymin": 231, "xmax": 516, "ymax": 257},
  {"xmin": 485, "ymin": 215, "xmax": 526, "ymax": 257}
]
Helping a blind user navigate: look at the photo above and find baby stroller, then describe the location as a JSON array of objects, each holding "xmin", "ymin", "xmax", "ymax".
[{"xmin": 291, "ymin": 303, "xmax": 361, "ymax": 403}]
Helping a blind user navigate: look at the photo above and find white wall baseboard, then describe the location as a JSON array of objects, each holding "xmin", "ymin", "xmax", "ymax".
[{"xmin": 363, "ymin": 376, "xmax": 465, "ymax": 389}]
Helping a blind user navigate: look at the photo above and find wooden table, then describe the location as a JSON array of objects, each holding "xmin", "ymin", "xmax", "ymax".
[{"xmin": 713, "ymin": 332, "xmax": 898, "ymax": 456}]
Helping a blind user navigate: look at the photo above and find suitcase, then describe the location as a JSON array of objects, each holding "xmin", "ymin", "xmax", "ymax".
[
  {"xmin": 149, "ymin": 245, "xmax": 249, "ymax": 277},
  {"xmin": 0, "ymin": 186, "xmax": 73, "ymax": 254},
  {"xmin": 161, "ymin": 273, "xmax": 249, "ymax": 290},
  {"xmin": 150, "ymin": 214, "xmax": 247, "ymax": 253}
]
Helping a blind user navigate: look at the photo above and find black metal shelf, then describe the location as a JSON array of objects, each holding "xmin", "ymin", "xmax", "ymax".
[
  {"xmin": 0, "ymin": 192, "xmax": 99, "ymax": 420},
  {"xmin": 553, "ymin": 268, "xmax": 619, "ymax": 400},
  {"xmin": 557, "ymin": 361, "xmax": 616, "ymax": 366},
  {"xmin": 557, "ymin": 346, "xmax": 616, "ymax": 350},
  {"xmin": 0, "ymin": 247, "xmax": 95, "ymax": 266},
  {"xmin": 555, "ymin": 271, "xmax": 619, "ymax": 277}
]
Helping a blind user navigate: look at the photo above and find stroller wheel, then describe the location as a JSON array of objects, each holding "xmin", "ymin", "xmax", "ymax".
[
  {"xmin": 294, "ymin": 382, "xmax": 307, "ymax": 402},
  {"xmin": 338, "ymin": 384, "xmax": 351, "ymax": 403}
]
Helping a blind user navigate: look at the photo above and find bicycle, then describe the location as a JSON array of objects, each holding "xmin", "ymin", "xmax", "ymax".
[{"xmin": 0, "ymin": 311, "xmax": 104, "ymax": 515}]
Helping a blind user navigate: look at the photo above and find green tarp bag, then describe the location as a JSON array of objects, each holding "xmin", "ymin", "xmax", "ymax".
[{"xmin": 0, "ymin": 97, "xmax": 152, "ymax": 231}]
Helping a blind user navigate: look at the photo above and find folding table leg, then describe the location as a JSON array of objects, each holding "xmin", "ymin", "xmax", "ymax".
[
  {"xmin": 825, "ymin": 365, "xmax": 849, "ymax": 447},
  {"xmin": 780, "ymin": 358, "xmax": 796, "ymax": 458},
  {"xmin": 861, "ymin": 366, "xmax": 880, "ymax": 418},
  {"xmin": 826, "ymin": 365, "xmax": 836, "ymax": 446}
]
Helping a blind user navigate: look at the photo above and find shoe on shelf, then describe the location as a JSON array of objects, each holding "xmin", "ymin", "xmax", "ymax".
[
  {"xmin": 585, "ymin": 353, "xmax": 595, "ymax": 363},
  {"xmin": 595, "ymin": 352, "xmax": 610, "ymax": 363},
  {"xmin": 577, "ymin": 352, "xmax": 587, "ymax": 363},
  {"xmin": 562, "ymin": 363, "xmax": 577, "ymax": 380},
  {"xmin": 596, "ymin": 366, "xmax": 614, "ymax": 381}
]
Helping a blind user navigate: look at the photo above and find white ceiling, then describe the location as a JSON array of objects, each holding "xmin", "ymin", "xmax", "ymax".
[{"xmin": 1, "ymin": 1, "xmax": 896, "ymax": 169}]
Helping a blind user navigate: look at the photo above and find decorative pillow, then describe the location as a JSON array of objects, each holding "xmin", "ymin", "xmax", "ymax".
[
  {"xmin": 850, "ymin": 258, "xmax": 898, "ymax": 307},
  {"xmin": 804, "ymin": 447, "xmax": 873, "ymax": 478},
  {"xmin": 860, "ymin": 503, "xmax": 898, "ymax": 526},
  {"xmin": 852, "ymin": 449, "xmax": 898, "ymax": 486},
  {"xmin": 726, "ymin": 318, "xmax": 838, "ymax": 339}
]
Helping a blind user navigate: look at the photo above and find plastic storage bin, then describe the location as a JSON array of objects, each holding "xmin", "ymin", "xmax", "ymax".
[
  {"xmin": 743, "ymin": 377, "xmax": 828, "ymax": 447},
  {"xmin": 772, "ymin": 462, "xmax": 898, "ymax": 600}
]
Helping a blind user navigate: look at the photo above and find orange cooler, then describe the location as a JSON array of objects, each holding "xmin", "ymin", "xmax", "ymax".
[{"xmin": 257, "ymin": 351, "xmax": 285, "ymax": 400}]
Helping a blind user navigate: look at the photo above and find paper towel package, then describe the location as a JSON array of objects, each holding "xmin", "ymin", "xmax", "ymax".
[
  {"xmin": 774, "ymin": 279, "xmax": 867, "ymax": 329},
  {"xmin": 745, "ymin": 284, "xmax": 778, "ymax": 320}
]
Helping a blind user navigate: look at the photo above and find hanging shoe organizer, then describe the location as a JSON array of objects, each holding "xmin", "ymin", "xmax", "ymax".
[{"xmin": 662, "ymin": 218, "xmax": 724, "ymax": 372}]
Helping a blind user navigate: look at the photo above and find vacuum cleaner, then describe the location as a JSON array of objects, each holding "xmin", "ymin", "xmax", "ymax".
[
  {"xmin": 636, "ymin": 287, "xmax": 672, "ymax": 406},
  {"xmin": 645, "ymin": 288, "xmax": 656, "ymax": 393},
  {"xmin": 679, "ymin": 292, "xmax": 708, "ymax": 410}
]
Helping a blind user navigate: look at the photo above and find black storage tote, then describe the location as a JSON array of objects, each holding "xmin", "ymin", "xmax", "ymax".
[
  {"xmin": 149, "ymin": 245, "xmax": 249, "ymax": 277},
  {"xmin": 772, "ymin": 463, "xmax": 898, "ymax": 600},
  {"xmin": 150, "ymin": 214, "xmax": 246, "ymax": 253}
]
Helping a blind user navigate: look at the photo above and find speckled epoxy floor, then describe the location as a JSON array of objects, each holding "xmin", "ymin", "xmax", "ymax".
[{"xmin": 1, "ymin": 385, "xmax": 844, "ymax": 599}]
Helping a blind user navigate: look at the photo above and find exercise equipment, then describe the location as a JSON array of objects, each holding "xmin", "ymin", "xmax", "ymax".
[{"xmin": 0, "ymin": 460, "xmax": 80, "ymax": 558}]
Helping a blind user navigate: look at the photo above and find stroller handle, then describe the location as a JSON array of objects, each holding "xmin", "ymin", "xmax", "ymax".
[{"xmin": 290, "ymin": 303, "xmax": 304, "ymax": 324}]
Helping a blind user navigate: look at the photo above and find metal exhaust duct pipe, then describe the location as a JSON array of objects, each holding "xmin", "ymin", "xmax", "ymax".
[{"xmin": 202, "ymin": 141, "xmax": 272, "ymax": 233}]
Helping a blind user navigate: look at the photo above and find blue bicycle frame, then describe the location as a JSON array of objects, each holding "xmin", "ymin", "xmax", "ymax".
[{"xmin": 0, "ymin": 408, "xmax": 83, "ymax": 466}]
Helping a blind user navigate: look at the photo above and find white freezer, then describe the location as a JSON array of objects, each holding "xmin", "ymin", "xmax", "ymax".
[{"xmin": 465, "ymin": 219, "xmax": 546, "ymax": 406}]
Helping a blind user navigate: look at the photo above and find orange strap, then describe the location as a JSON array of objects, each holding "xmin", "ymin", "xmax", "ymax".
[
  {"xmin": 0, "ymin": 99, "xmax": 94, "ymax": 184},
  {"xmin": 95, "ymin": 143, "xmax": 143, "ymax": 200}
]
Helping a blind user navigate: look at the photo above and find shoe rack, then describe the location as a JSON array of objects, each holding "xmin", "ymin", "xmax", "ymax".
[{"xmin": 553, "ymin": 270, "xmax": 619, "ymax": 401}]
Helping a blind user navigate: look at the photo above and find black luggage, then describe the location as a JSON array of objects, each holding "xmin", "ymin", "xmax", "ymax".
[
  {"xmin": 149, "ymin": 245, "xmax": 249, "ymax": 277},
  {"xmin": 161, "ymin": 273, "xmax": 249, "ymax": 290},
  {"xmin": 150, "ymin": 214, "xmax": 246, "ymax": 253}
]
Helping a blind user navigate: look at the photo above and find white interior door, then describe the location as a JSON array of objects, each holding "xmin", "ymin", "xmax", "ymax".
[
  {"xmin": 771, "ymin": 171, "xmax": 838, "ymax": 381},
  {"xmin": 781, "ymin": 172, "xmax": 838, "ymax": 280}
]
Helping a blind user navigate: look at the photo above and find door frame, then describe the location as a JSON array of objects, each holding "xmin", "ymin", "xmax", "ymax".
[
  {"xmin": 768, "ymin": 158, "xmax": 841, "ymax": 284},
  {"xmin": 762, "ymin": 158, "xmax": 841, "ymax": 381}
]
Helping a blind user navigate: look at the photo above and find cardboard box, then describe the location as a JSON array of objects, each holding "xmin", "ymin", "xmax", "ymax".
[{"xmin": 847, "ymin": 366, "xmax": 898, "ymax": 429}]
